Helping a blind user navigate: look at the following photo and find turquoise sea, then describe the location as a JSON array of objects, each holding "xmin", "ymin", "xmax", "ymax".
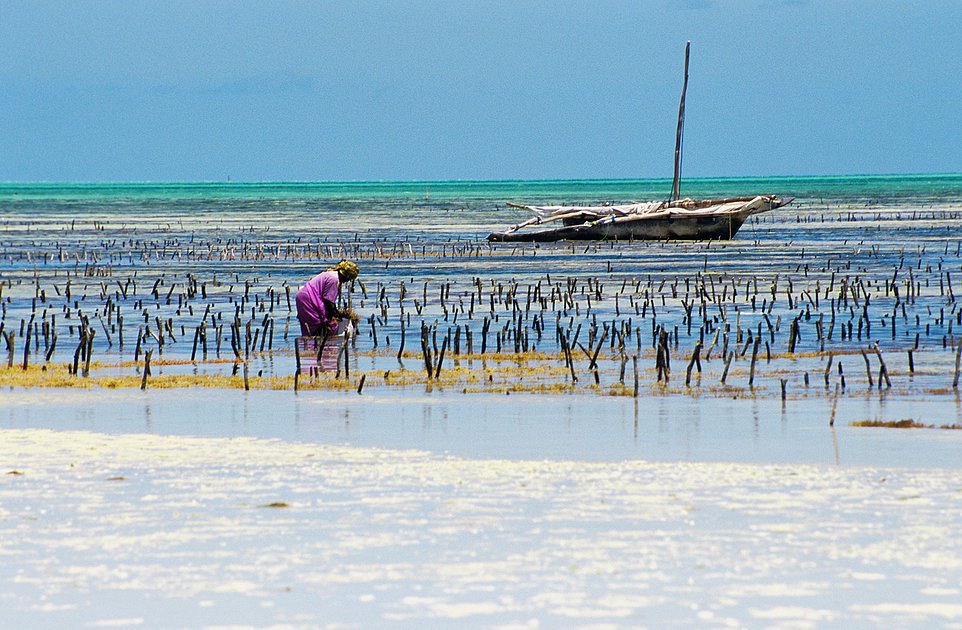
[
  {"xmin": 3, "ymin": 173, "xmax": 961, "ymax": 250},
  {"xmin": 3, "ymin": 173, "xmax": 962, "ymax": 203}
]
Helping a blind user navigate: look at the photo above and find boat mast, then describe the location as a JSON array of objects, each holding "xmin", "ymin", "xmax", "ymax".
[{"xmin": 671, "ymin": 41, "xmax": 690, "ymax": 202}]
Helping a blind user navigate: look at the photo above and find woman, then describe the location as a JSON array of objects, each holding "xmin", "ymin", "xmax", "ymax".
[{"xmin": 295, "ymin": 260, "xmax": 359, "ymax": 336}]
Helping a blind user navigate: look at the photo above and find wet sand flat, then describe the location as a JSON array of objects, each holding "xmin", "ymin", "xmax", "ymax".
[{"xmin": 3, "ymin": 426, "xmax": 962, "ymax": 629}]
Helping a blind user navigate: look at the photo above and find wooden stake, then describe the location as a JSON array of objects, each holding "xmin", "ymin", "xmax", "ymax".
[
  {"xmin": 872, "ymin": 344, "xmax": 892, "ymax": 389},
  {"xmin": 748, "ymin": 336, "xmax": 760, "ymax": 387},
  {"xmin": 860, "ymin": 350, "xmax": 875, "ymax": 388},
  {"xmin": 434, "ymin": 336, "xmax": 447, "ymax": 380},
  {"xmin": 720, "ymin": 351, "xmax": 734, "ymax": 384},
  {"xmin": 953, "ymin": 343, "xmax": 962, "ymax": 389},
  {"xmin": 140, "ymin": 349, "xmax": 152, "ymax": 390},
  {"xmin": 685, "ymin": 341, "xmax": 702, "ymax": 387}
]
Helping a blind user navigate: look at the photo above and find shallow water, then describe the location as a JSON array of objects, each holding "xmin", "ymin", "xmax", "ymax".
[
  {"xmin": 2, "ymin": 387, "xmax": 961, "ymax": 468},
  {"xmin": 3, "ymin": 175, "xmax": 962, "ymax": 465}
]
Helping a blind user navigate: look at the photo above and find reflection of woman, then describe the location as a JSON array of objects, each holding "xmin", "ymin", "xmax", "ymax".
[{"xmin": 295, "ymin": 260, "xmax": 359, "ymax": 336}]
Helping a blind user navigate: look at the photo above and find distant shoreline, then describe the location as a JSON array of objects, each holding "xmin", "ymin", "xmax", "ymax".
[{"xmin": 2, "ymin": 172, "xmax": 961, "ymax": 187}]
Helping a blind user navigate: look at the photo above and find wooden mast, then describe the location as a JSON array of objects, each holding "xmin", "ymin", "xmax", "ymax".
[{"xmin": 671, "ymin": 41, "xmax": 690, "ymax": 202}]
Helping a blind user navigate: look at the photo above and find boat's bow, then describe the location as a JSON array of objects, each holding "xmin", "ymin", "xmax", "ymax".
[{"xmin": 772, "ymin": 196, "xmax": 795, "ymax": 210}]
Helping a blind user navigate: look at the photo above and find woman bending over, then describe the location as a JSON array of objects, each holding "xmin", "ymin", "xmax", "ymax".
[{"xmin": 295, "ymin": 259, "xmax": 359, "ymax": 336}]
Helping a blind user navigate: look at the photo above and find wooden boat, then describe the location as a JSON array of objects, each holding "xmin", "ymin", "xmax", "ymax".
[
  {"xmin": 488, "ymin": 195, "xmax": 792, "ymax": 242},
  {"xmin": 487, "ymin": 42, "xmax": 793, "ymax": 243}
]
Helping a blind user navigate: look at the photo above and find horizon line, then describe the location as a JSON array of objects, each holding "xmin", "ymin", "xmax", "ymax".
[{"xmin": 2, "ymin": 172, "xmax": 962, "ymax": 186}]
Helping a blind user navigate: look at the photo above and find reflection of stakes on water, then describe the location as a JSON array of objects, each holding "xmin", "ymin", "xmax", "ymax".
[
  {"xmin": 295, "ymin": 322, "xmax": 353, "ymax": 382},
  {"xmin": 295, "ymin": 335, "xmax": 341, "ymax": 379}
]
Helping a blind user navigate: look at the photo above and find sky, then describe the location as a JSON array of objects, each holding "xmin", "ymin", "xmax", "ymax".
[{"xmin": 1, "ymin": 0, "xmax": 960, "ymax": 182}]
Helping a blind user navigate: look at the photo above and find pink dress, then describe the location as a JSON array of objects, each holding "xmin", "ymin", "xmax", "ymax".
[{"xmin": 295, "ymin": 270, "xmax": 340, "ymax": 336}]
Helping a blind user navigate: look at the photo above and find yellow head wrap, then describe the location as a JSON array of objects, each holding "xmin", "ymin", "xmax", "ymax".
[{"xmin": 329, "ymin": 259, "xmax": 359, "ymax": 282}]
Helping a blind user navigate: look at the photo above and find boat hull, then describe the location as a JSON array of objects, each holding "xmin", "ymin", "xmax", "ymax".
[
  {"xmin": 487, "ymin": 195, "xmax": 793, "ymax": 243},
  {"xmin": 488, "ymin": 214, "xmax": 748, "ymax": 243}
]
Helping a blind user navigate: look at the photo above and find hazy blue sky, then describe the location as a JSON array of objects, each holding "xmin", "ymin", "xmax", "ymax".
[{"xmin": 1, "ymin": 1, "xmax": 960, "ymax": 181}]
